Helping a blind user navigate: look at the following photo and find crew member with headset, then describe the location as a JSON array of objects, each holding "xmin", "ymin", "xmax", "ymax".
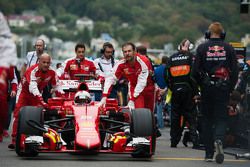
[
  {"xmin": 192, "ymin": 22, "xmax": 238, "ymax": 163},
  {"xmin": 94, "ymin": 42, "xmax": 118, "ymax": 98},
  {"xmin": 166, "ymin": 39, "xmax": 199, "ymax": 149},
  {"xmin": 21, "ymin": 39, "xmax": 46, "ymax": 77}
]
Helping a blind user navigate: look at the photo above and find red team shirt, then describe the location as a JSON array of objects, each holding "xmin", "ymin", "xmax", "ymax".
[
  {"xmin": 62, "ymin": 58, "xmax": 96, "ymax": 80},
  {"xmin": 103, "ymin": 53, "xmax": 154, "ymax": 101}
]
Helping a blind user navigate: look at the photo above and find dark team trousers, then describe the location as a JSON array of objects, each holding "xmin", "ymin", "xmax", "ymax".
[
  {"xmin": 201, "ymin": 85, "xmax": 230, "ymax": 155},
  {"xmin": 170, "ymin": 84, "xmax": 197, "ymax": 145}
]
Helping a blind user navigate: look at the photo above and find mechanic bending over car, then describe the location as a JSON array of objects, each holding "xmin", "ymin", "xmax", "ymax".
[
  {"xmin": 8, "ymin": 53, "xmax": 64, "ymax": 149},
  {"xmin": 58, "ymin": 43, "xmax": 96, "ymax": 80},
  {"xmin": 21, "ymin": 38, "xmax": 52, "ymax": 103},
  {"xmin": 99, "ymin": 42, "xmax": 161, "ymax": 137}
]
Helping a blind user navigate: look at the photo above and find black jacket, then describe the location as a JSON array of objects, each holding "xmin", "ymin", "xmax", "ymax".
[
  {"xmin": 167, "ymin": 51, "xmax": 197, "ymax": 94},
  {"xmin": 192, "ymin": 38, "xmax": 238, "ymax": 91}
]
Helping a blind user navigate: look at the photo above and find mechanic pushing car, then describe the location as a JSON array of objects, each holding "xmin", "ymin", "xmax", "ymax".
[
  {"xmin": 192, "ymin": 22, "xmax": 238, "ymax": 163},
  {"xmin": 59, "ymin": 43, "xmax": 96, "ymax": 80},
  {"xmin": 99, "ymin": 42, "xmax": 161, "ymax": 137},
  {"xmin": 99, "ymin": 42, "xmax": 155, "ymax": 112},
  {"xmin": 8, "ymin": 53, "xmax": 64, "ymax": 149}
]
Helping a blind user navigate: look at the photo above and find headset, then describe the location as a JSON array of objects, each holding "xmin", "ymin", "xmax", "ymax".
[
  {"xmin": 100, "ymin": 42, "xmax": 115, "ymax": 55},
  {"xmin": 205, "ymin": 22, "xmax": 226, "ymax": 40},
  {"xmin": 205, "ymin": 30, "xmax": 226, "ymax": 40},
  {"xmin": 34, "ymin": 39, "xmax": 47, "ymax": 50},
  {"xmin": 177, "ymin": 39, "xmax": 194, "ymax": 51}
]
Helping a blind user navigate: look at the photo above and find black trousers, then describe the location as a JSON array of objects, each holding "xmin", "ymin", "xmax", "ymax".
[
  {"xmin": 201, "ymin": 85, "xmax": 230, "ymax": 155},
  {"xmin": 170, "ymin": 84, "xmax": 197, "ymax": 145},
  {"xmin": 42, "ymin": 84, "xmax": 52, "ymax": 102}
]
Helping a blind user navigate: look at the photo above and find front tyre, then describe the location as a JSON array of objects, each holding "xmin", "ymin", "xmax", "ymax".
[
  {"xmin": 16, "ymin": 106, "xmax": 44, "ymax": 157},
  {"xmin": 130, "ymin": 108, "xmax": 155, "ymax": 158}
]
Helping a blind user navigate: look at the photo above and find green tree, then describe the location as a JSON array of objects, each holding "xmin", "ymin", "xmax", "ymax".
[
  {"xmin": 56, "ymin": 13, "xmax": 78, "ymax": 28},
  {"xmin": 77, "ymin": 28, "xmax": 92, "ymax": 45},
  {"xmin": 93, "ymin": 22, "xmax": 112, "ymax": 38}
]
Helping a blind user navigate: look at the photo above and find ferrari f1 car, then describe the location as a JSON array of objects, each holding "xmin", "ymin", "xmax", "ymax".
[{"xmin": 15, "ymin": 75, "xmax": 156, "ymax": 158}]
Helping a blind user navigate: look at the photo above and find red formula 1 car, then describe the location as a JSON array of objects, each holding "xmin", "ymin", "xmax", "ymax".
[{"xmin": 15, "ymin": 75, "xmax": 156, "ymax": 158}]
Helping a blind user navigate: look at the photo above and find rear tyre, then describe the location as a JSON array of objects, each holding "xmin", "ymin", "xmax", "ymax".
[{"xmin": 16, "ymin": 106, "xmax": 44, "ymax": 157}]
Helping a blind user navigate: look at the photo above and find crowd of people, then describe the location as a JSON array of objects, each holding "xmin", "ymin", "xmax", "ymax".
[{"xmin": 1, "ymin": 10, "xmax": 250, "ymax": 164}]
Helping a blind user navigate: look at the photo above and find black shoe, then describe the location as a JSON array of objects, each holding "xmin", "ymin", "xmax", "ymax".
[
  {"xmin": 170, "ymin": 143, "xmax": 177, "ymax": 148},
  {"xmin": 8, "ymin": 143, "xmax": 15, "ymax": 149},
  {"xmin": 156, "ymin": 129, "xmax": 162, "ymax": 138},
  {"xmin": 182, "ymin": 131, "xmax": 189, "ymax": 147},
  {"xmin": 182, "ymin": 141, "xmax": 188, "ymax": 147},
  {"xmin": 205, "ymin": 155, "xmax": 213, "ymax": 162},
  {"xmin": 214, "ymin": 140, "xmax": 224, "ymax": 164},
  {"xmin": 204, "ymin": 151, "xmax": 214, "ymax": 162},
  {"xmin": 192, "ymin": 144, "xmax": 200, "ymax": 149},
  {"xmin": 192, "ymin": 139, "xmax": 200, "ymax": 149}
]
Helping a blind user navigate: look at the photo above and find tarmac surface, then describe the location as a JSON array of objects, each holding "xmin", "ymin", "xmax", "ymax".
[{"xmin": 1, "ymin": 127, "xmax": 250, "ymax": 167}]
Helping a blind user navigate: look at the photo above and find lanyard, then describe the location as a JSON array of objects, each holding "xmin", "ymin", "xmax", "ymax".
[{"xmin": 28, "ymin": 52, "xmax": 38, "ymax": 67}]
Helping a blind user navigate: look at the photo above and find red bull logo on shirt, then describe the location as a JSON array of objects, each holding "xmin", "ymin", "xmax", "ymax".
[{"xmin": 207, "ymin": 45, "xmax": 226, "ymax": 58}]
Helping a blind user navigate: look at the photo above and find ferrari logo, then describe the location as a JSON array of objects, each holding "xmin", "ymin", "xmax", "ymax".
[
  {"xmin": 70, "ymin": 64, "xmax": 77, "ymax": 70},
  {"xmin": 124, "ymin": 68, "xmax": 129, "ymax": 75},
  {"xmin": 83, "ymin": 66, "xmax": 89, "ymax": 71}
]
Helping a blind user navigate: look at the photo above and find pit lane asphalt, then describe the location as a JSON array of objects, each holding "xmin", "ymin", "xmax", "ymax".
[{"xmin": 1, "ymin": 127, "xmax": 250, "ymax": 167}]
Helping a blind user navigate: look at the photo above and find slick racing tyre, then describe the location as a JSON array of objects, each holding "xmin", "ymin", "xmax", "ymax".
[
  {"xmin": 130, "ymin": 108, "xmax": 155, "ymax": 158},
  {"xmin": 130, "ymin": 108, "xmax": 154, "ymax": 137},
  {"xmin": 16, "ymin": 106, "xmax": 44, "ymax": 157}
]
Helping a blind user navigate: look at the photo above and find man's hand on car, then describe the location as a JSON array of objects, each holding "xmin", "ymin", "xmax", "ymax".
[
  {"xmin": 37, "ymin": 96, "xmax": 49, "ymax": 108},
  {"xmin": 97, "ymin": 97, "xmax": 107, "ymax": 107},
  {"xmin": 127, "ymin": 100, "xmax": 135, "ymax": 110}
]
